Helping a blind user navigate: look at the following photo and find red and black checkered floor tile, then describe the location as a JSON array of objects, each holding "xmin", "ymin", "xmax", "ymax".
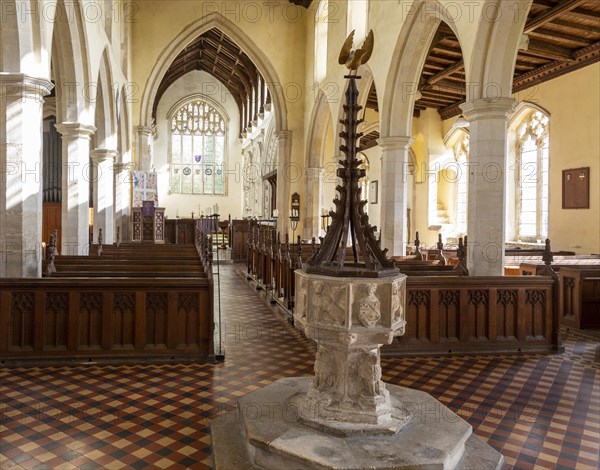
[{"xmin": 1, "ymin": 265, "xmax": 598, "ymax": 469}]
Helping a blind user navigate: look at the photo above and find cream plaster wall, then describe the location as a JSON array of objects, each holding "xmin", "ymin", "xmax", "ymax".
[
  {"xmin": 153, "ymin": 71, "xmax": 243, "ymax": 220},
  {"xmin": 520, "ymin": 64, "xmax": 599, "ymax": 254}
]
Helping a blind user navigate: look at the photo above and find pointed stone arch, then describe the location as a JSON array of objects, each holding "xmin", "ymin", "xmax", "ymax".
[
  {"xmin": 117, "ymin": 85, "xmax": 131, "ymax": 164},
  {"xmin": 381, "ymin": 0, "xmax": 468, "ymax": 138},
  {"xmin": 304, "ymin": 89, "xmax": 334, "ymax": 238},
  {"xmin": 115, "ymin": 84, "xmax": 131, "ymax": 241},
  {"xmin": 139, "ymin": 12, "xmax": 288, "ymax": 134},
  {"xmin": 94, "ymin": 48, "xmax": 117, "ymax": 150},
  {"xmin": 378, "ymin": 1, "xmax": 469, "ymax": 256},
  {"xmin": 48, "ymin": 0, "xmax": 91, "ymax": 124},
  {"xmin": 508, "ymin": 100, "xmax": 551, "ymax": 129},
  {"xmin": 0, "ymin": 0, "xmax": 45, "ymax": 74},
  {"xmin": 468, "ymin": 0, "xmax": 533, "ymax": 101}
]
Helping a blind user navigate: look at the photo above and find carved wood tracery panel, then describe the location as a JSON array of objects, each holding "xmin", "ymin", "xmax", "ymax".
[
  {"xmin": 113, "ymin": 293, "xmax": 136, "ymax": 348},
  {"xmin": 79, "ymin": 293, "xmax": 102, "ymax": 349},
  {"xmin": 45, "ymin": 293, "xmax": 69, "ymax": 349},
  {"xmin": 10, "ymin": 293, "xmax": 35, "ymax": 350},
  {"xmin": 146, "ymin": 293, "xmax": 168, "ymax": 347}
]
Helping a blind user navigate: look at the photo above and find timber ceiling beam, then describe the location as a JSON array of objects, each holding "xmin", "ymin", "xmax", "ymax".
[
  {"xmin": 524, "ymin": 40, "xmax": 575, "ymax": 61},
  {"xmin": 424, "ymin": 60, "xmax": 464, "ymax": 85},
  {"xmin": 525, "ymin": 0, "xmax": 588, "ymax": 33}
]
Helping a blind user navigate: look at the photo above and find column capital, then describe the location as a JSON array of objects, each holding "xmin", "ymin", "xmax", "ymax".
[
  {"xmin": 136, "ymin": 125, "xmax": 153, "ymax": 137},
  {"xmin": 91, "ymin": 148, "xmax": 118, "ymax": 163},
  {"xmin": 460, "ymin": 98, "xmax": 517, "ymax": 121},
  {"xmin": 113, "ymin": 162, "xmax": 133, "ymax": 172},
  {"xmin": 0, "ymin": 73, "xmax": 53, "ymax": 98},
  {"xmin": 275, "ymin": 129, "xmax": 292, "ymax": 141},
  {"xmin": 55, "ymin": 122, "xmax": 96, "ymax": 138},
  {"xmin": 377, "ymin": 136, "xmax": 414, "ymax": 150}
]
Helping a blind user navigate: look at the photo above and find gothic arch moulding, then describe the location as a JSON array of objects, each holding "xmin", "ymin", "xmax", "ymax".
[
  {"xmin": 306, "ymin": 89, "xmax": 334, "ymax": 169},
  {"xmin": 0, "ymin": 0, "xmax": 45, "ymax": 74},
  {"xmin": 117, "ymin": 85, "xmax": 131, "ymax": 163},
  {"xmin": 48, "ymin": 0, "xmax": 92, "ymax": 124},
  {"xmin": 139, "ymin": 12, "xmax": 288, "ymax": 135},
  {"xmin": 468, "ymin": 0, "xmax": 534, "ymax": 101},
  {"xmin": 508, "ymin": 100, "xmax": 551, "ymax": 129},
  {"xmin": 381, "ymin": 0, "xmax": 469, "ymax": 138},
  {"xmin": 94, "ymin": 48, "xmax": 117, "ymax": 150}
]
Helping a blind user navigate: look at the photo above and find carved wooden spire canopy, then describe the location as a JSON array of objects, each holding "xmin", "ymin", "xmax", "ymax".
[{"xmin": 306, "ymin": 32, "xmax": 397, "ymax": 278}]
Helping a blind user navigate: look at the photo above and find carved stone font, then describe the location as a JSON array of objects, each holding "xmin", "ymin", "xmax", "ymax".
[{"xmin": 295, "ymin": 270, "xmax": 407, "ymax": 432}]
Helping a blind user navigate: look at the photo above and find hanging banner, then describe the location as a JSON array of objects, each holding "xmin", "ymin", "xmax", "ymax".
[{"xmin": 133, "ymin": 171, "xmax": 158, "ymax": 207}]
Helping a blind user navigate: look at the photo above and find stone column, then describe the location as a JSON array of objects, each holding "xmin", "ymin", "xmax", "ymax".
[
  {"xmin": 0, "ymin": 74, "xmax": 53, "ymax": 277},
  {"xmin": 378, "ymin": 136, "xmax": 414, "ymax": 257},
  {"xmin": 91, "ymin": 149, "xmax": 117, "ymax": 244},
  {"xmin": 275, "ymin": 130, "xmax": 292, "ymax": 234},
  {"xmin": 303, "ymin": 166, "xmax": 324, "ymax": 239},
  {"xmin": 114, "ymin": 162, "xmax": 131, "ymax": 242},
  {"xmin": 135, "ymin": 125, "xmax": 153, "ymax": 172},
  {"xmin": 461, "ymin": 98, "xmax": 516, "ymax": 276},
  {"xmin": 55, "ymin": 123, "xmax": 96, "ymax": 256}
]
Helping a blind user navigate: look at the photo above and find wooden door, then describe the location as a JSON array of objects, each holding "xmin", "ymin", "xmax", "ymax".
[{"xmin": 43, "ymin": 203, "xmax": 62, "ymax": 254}]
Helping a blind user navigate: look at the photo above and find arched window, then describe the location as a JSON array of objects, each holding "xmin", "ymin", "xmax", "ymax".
[
  {"xmin": 453, "ymin": 133, "xmax": 469, "ymax": 235},
  {"xmin": 516, "ymin": 111, "xmax": 549, "ymax": 240},
  {"xmin": 169, "ymin": 98, "xmax": 226, "ymax": 195},
  {"xmin": 347, "ymin": 0, "xmax": 368, "ymax": 42},
  {"xmin": 314, "ymin": 0, "xmax": 330, "ymax": 83}
]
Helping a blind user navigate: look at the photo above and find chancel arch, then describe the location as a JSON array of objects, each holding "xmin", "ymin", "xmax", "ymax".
[
  {"xmin": 138, "ymin": 12, "xmax": 289, "ymax": 149},
  {"xmin": 138, "ymin": 12, "xmax": 292, "ymax": 230}
]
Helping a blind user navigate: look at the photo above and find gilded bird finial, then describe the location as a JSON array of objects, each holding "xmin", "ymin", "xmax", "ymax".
[{"xmin": 338, "ymin": 29, "xmax": 374, "ymax": 74}]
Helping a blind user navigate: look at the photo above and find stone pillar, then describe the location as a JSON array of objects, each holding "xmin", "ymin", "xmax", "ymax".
[
  {"xmin": 114, "ymin": 162, "xmax": 131, "ymax": 242},
  {"xmin": 91, "ymin": 149, "xmax": 117, "ymax": 244},
  {"xmin": 461, "ymin": 98, "xmax": 516, "ymax": 276},
  {"xmin": 378, "ymin": 136, "xmax": 414, "ymax": 257},
  {"xmin": 55, "ymin": 123, "xmax": 96, "ymax": 256},
  {"xmin": 0, "ymin": 74, "xmax": 53, "ymax": 277},
  {"xmin": 275, "ymin": 130, "xmax": 292, "ymax": 234},
  {"xmin": 303, "ymin": 166, "xmax": 324, "ymax": 239},
  {"xmin": 135, "ymin": 125, "xmax": 153, "ymax": 172}
]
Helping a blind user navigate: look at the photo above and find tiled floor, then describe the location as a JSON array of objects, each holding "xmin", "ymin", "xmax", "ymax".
[{"xmin": 1, "ymin": 264, "xmax": 599, "ymax": 469}]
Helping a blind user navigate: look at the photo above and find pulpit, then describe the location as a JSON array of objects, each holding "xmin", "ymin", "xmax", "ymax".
[{"xmin": 131, "ymin": 204, "xmax": 165, "ymax": 243}]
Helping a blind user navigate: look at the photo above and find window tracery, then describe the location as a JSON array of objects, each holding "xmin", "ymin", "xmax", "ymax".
[
  {"xmin": 515, "ymin": 111, "xmax": 549, "ymax": 240},
  {"xmin": 169, "ymin": 99, "xmax": 226, "ymax": 195}
]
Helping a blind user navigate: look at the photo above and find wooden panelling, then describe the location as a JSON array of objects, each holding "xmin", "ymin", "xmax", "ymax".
[
  {"xmin": 0, "ymin": 279, "xmax": 213, "ymax": 362},
  {"xmin": 388, "ymin": 277, "xmax": 557, "ymax": 355},
  {"xmin": 44, "ymin": 292, "xmax": 69, "ymax": 350},
  {"xmin": 559, "ymin": 267, "xmax": 600, "ymax": 328}
]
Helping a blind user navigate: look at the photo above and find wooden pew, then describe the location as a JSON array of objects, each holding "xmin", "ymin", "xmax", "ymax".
[
  {"xmin": 382, "ymin": 274, "xmax": 557, "ymax": 355},
  {"xmin": 0, "ymin": 229, "xmax": 216, "ymax": 364},
  {"xmin": 519, "ymin": 256, "xmax": 600, "ymax": 275},
  {"xmin": 559, "ymin": 267, "xmax": 600, "ymax": 329},
  {"xmin": 0, "ymin": 277, "xmax": 213, "ymax": 362}
]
